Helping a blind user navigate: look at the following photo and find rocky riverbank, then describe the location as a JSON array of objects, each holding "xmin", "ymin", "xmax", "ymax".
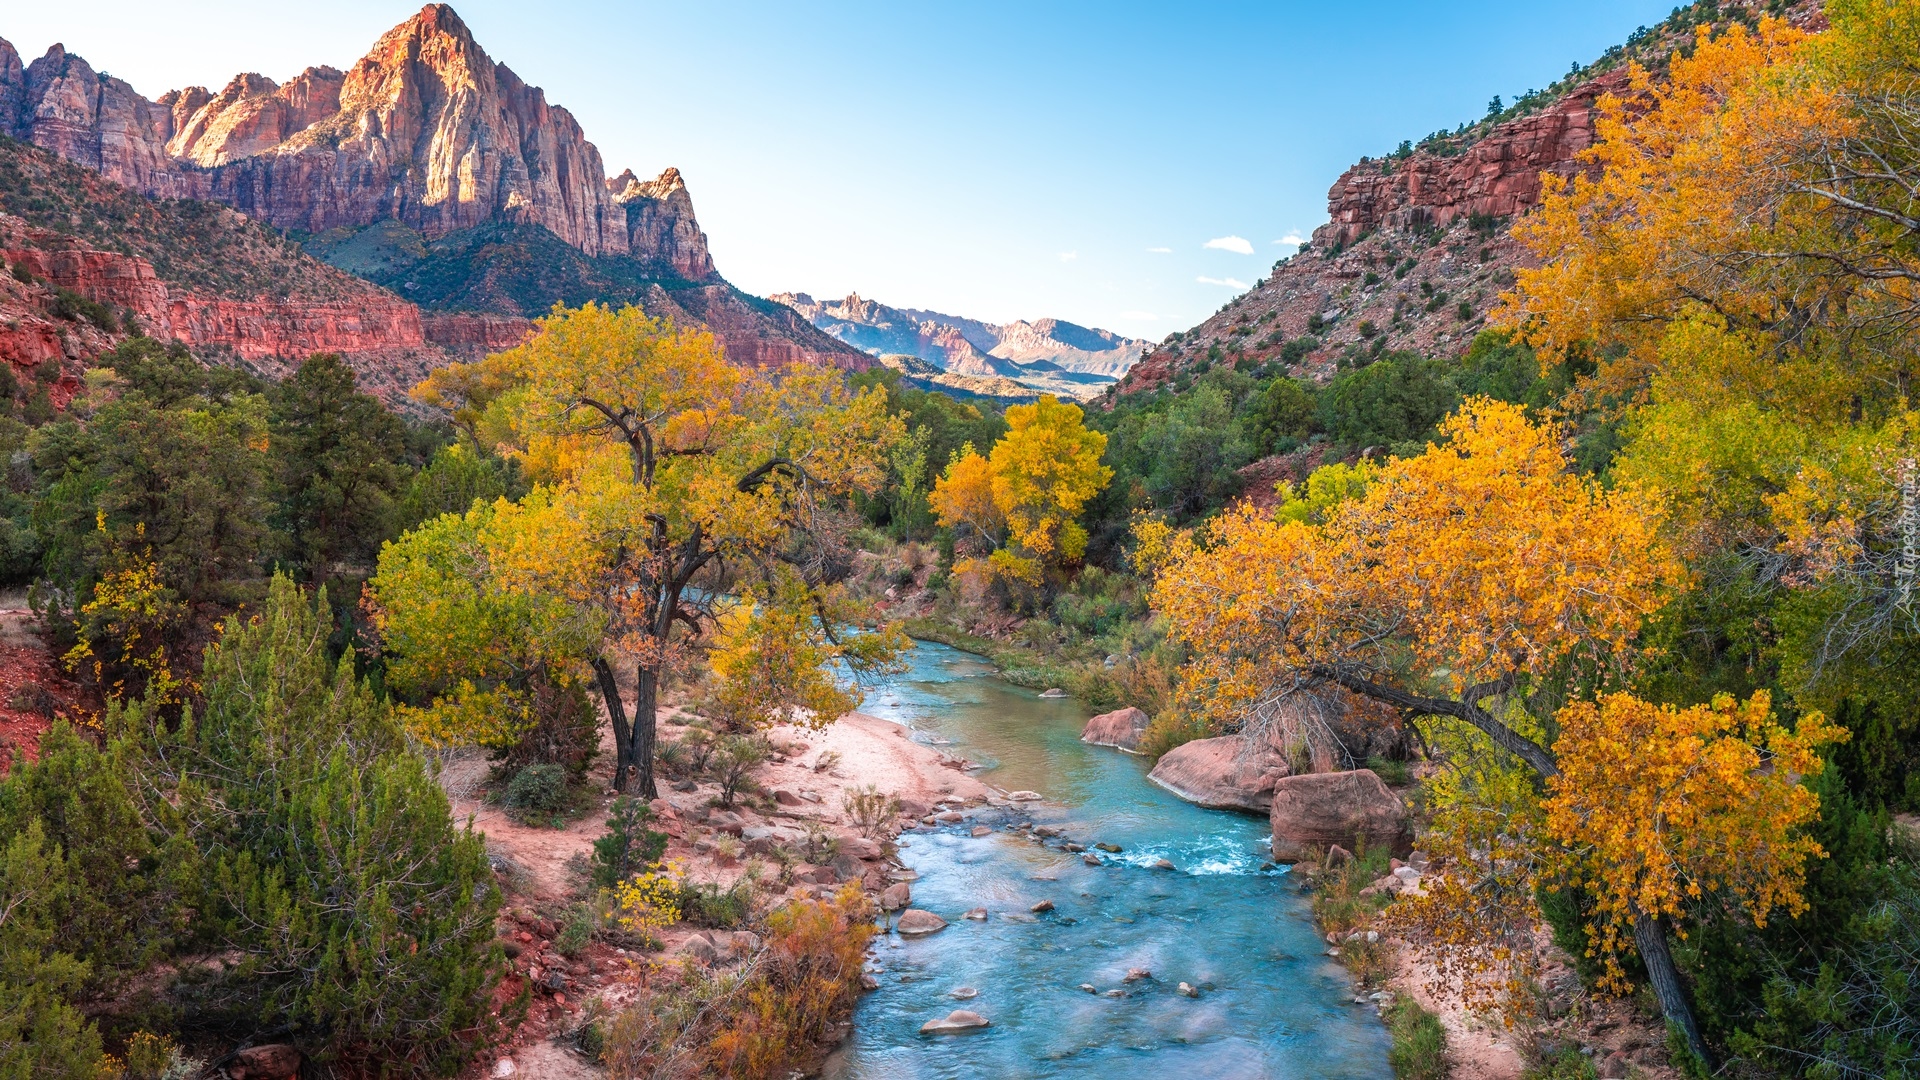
[{"xmin": 441, "ymin": 703, "xmax": 1003, "ymax": 1079}]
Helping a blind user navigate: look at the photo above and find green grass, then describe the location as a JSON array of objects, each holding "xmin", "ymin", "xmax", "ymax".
[{"xmin": 1386, "ymin": 998, "xmax": 1449, "ymax": 1080}]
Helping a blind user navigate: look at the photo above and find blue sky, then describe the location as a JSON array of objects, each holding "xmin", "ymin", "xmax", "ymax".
[{"xmin": 5, "ymin": 1, "xmax": 1677, "ymax": 336}]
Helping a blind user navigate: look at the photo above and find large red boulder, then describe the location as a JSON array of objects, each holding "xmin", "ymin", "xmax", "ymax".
[
  {"xmin": 1267, "ymin": 769, "xmax": 1412, "ymax": 863},
  {"xmin": 1080, "ymin": 706, "xmax": 1151, "ymax": 753},
  {"xmin": 1145, "ymin": 734, "xmax": 1290, "ymax": 815}
]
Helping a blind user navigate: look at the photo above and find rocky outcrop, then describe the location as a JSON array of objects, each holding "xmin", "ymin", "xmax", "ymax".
[
  {"xmin": 1318, "ymin": 71, "xmax": 1628, "ymax": 249},
  {"xmin": 1267, "ymin": 769, "xmax": 1411, "ymax": 863},
  {"xmin": 1145, "ymin": 733, "xmax": 1291, "ymax": 815},
  {"xmin": 0, "ymin": 6, "xmax": 713, "ymax": 270},
  {"xmin": 1080, "ymin": 707, "xmax": 1151, "ymax": 753}
]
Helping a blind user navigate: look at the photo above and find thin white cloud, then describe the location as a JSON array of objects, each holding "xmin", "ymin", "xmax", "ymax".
[
  {"xmin": 1146, "ymin": 246, "xmax": 1173, "ymax": 254},
  {"xmin": 1204, "ymin": 235, "xmax": 1254, "ymax": 255},
  {"xmin": 1058, "ymin": 251, "xmax": 1078, "ymax": 262},
  {"xmin": 1197, "ymin": 276, "xmax": 1249, "ymax": 289},
  {"xmin": 1274, "ymin": 232, "xmax": 1306, "ymax": 246}
]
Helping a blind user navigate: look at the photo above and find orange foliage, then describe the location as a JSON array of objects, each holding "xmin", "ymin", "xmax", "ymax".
[
  {"xmin": 1544, "ymin": 690, "xmax": 1846, "ymax": 991},
  {"xmin": 705, "ymin": 885, "xmax": 876, "ymax": 1079}
]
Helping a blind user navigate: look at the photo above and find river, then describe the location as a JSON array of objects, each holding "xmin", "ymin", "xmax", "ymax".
[{"xmin": 823, "ymin": 639, "xmax": 1393, "ymax": 1080}]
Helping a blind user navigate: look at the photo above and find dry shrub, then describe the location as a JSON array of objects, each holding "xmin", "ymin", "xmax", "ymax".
[
  {"xmin": 842, "ymin": 784, "xmax": 901, "ymax": 839},
  {"xmin": 602, "ymin": 885, "xmax": 877, "ymax": 1080},
  {"xmin": 707, "ymin": 884, "xmax": 876, "ymax": 1078}
]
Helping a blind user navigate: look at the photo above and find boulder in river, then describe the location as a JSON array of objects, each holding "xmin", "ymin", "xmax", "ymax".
[
  {"xmin": 1145, "ymin": 733, "xmax": 1291, "ymax": 815},
  {"xmin": 920, "ymin": 1009, "xmax": 990, "ymax": 1034},
  {"xmin": 896, "ymin": 909, "xmax": 949, "ymax": 935},
  {"xmin": 880, "ymin": 882, "xmax": 912, "ymax": 910},
  {"xmin": 1080, "ymin": 706, "xmax": 1151, "ymax": 753},
  {"xmin": 1268, "ymin": 769, "xmax": 1413, "ymax": 863}
]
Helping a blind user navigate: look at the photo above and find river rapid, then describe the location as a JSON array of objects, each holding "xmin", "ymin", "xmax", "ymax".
[{"xmin": 824, "ymin": 639, "xmax": 1392, "ymax": 1080}]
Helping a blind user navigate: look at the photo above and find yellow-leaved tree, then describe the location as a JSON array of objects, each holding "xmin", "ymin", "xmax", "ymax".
[
  {"xmin": 394, "ymin": 303, "xmax": 905, "ymax": 796},
  {"xmin": 1145, "ymin": 399, "xmax": 1842, "ymax": 1060},
  {"xmin": 928, "ymin": 395, "xmax": 1111, "ymax": 586}
]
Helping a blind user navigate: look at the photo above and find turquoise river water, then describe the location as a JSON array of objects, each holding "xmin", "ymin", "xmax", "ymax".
[{"xmin": 822, "ymin": 640, "xmax": 1393, "ymax": 1080}]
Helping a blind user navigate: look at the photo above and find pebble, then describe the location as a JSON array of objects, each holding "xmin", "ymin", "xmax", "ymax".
[
  {"xmin": 949, "ymin": 986, "xmax": 978, "ymax": 1000},
  {"xmin": 1178, "ymin": 982, "xmax": 1199, "ymax": 998},
  {"xmin": 492, "ymin": 1060, "xmax": 516, "ymax": 1078},
  {"xmin": 1030, "ymin": 900, "xmax": 1055, "ymax": 913},
  {"xmin": 1104, "ymin": 989, "xmax": 1127, "ymax": 998},
  {"xmin": 1079, "ymin": 983, "xmax": 1098, "ymax": 993}
]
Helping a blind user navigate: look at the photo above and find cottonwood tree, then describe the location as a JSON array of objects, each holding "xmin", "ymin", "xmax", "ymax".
[
  {"xmin": 408, "ymin": 303, "xmax": 902, "ymax": 797},
  {"xmin": 1145, "ymin": 400, "xmax": 1841, "ymax": 1062},
  {"xmin": 929, "ymin": 394, "xmax": 1111, "ymax": 586}
]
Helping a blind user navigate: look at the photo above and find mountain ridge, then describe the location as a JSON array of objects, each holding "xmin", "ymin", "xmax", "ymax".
[{"xmin": 773, "ymin": 290, "xmax": 1143, "ymax": 399}]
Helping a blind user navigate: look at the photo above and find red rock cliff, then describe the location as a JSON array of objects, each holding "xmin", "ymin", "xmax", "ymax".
[{"xmin": 1316, "ymin": 70, "xmax": 1627, "ymax": 249}]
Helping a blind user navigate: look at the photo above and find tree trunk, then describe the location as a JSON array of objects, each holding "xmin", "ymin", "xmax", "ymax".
[
  {"xmin": 592, "ymin": 657, "xmax": 632, "ymax": 789},
  {"xmin": 621, "ymin": 664, "xmax": 660, "ymax": 799},
  {"xmin": 1633, "ymin": 907, "xmax": 1712, "ymax": 1068}
]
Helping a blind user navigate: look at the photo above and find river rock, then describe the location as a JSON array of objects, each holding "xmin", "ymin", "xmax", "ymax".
[
  {"xmin": 935, "ymin": 810, "xmax": 966, "ymax": 823},
  {"xmin": 880, "ymin": 882, "xmax": 912, "ymax": 910},
  {"xmin": 1151, "ymin": 858, "xmax": 1176, "ymax": 871},
  {"xmin": 1095, "ymin": 842, "xmax": 1124, "ymax": 853},
  {"xmin": 1082, "ymin": 853, "xmax": 1101, "ymax": 865},
  {"xmin": 1080, "ymin": 706, "xmax": 1151, "ymax": 752},
  {"xmin": 920, "ymin": 1009, "xmax": 990, "ymax": 1034},
  {"xmin": 1039, "ymin": 688, "xmax": 1068, "ymax": 698},
  {"xmin": 1268, "ymin": 769, "xmax": 1413, "ymax": 863},
  {"xmin": 1007, "ymin": 790, "xmax": 1043, "ymax": 801},
  {"xmin": 896, "ymin": 909, "xmax": 948, "ymax": 936},
  {"xmin": 1079, "ymin": 983, "xmax": 1097, "ymax": 993},
  {"xmin": 1030, "ymin": 899, "xmax": 1055, "ymax": 913},
  {"xmin": 1145, "ymin": 733, "xmax": 1292, "ymax": 815},
  {"xmin": 949, "ymin": 986, "xmax": 978, "ymax": 999},
  {"xmin": 971, "ymin": 825, "xmax": 992, "ymax": 837},
  {"xmin": 964, "ymin": 907, "xmax": 988, "ymax": 920},
  {"xmin": 1124, "ymin": 967, "xmax": 1152, "ymax": 982},
  {"xmin": 1179, "ymin": 981, "xmax": 1199, "ymax": 998}
]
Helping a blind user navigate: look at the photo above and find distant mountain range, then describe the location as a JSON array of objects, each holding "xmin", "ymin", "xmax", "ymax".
[{"xmin": 772, "ymin": 292, "xmax": 1146, "ymax": 401}]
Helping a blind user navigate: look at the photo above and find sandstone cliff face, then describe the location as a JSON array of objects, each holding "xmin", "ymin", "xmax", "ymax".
[
  {"xmin": 0, "ymin": 211, "xmax": 449, "ymax": 397},
  {"xmin": 1317, "ymin": 71, "xmax": 1627, "ymax": 249},
  {"xmin": 0, "ymin": 5, "xmax": 714, "ymax": 273}
]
